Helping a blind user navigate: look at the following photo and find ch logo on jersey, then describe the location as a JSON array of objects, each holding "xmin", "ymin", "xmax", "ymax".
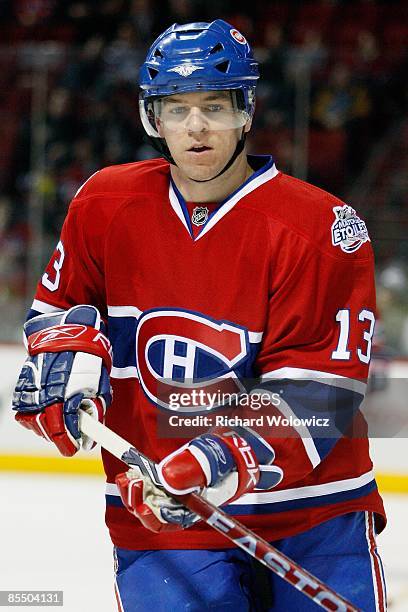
[
  {"xmin": 331, "ymin": 205, "xmax": 370, "ymax": 253},
  {"xmin": 192, "ymin": 206, "xmax": 209, "ymax": 227},
  {"xmin": 136, "ymin": 309, "xmax": 250, "ymax": 412}
]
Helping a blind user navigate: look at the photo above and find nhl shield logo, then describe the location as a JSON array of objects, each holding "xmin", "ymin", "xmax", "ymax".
[
  {"xmin": 192, "ymin": 206, "xmax": 209, "ymax": 227},
  {"xmin": 331, "ymin": 205, "xmax": 370, "ymax": 253}
]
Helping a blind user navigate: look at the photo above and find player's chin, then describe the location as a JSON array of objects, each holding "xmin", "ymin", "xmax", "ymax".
[
  {"xmin": 179, "ymin": 158, "xmax": 222, "ymax": 181},
  {"xmin": 188, "ymin": 168, "xmax": 221, "ymax": 182}
]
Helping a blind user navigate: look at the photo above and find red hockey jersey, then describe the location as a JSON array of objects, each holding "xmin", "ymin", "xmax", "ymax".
[{"xmin": 31, "ymin": 155, "xmax": 385, "ymax": 549}]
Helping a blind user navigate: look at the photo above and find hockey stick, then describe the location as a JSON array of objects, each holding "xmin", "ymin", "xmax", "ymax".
[{"xmin": 78, "ymin": 410, "xmax": 359, "ymax": 612}]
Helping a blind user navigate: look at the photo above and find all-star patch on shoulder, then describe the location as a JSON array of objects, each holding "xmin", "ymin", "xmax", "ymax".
[
  {"xmin": 192, "ymin": 206, "xmax": 209, "ymax": 227},
  {"xmin": 331, "ymin": 205, "xmax": 370, "ymax": 253}
]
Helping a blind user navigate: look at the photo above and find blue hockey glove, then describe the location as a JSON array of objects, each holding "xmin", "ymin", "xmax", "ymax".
[
  {"xmin": 12, "ymin": 305, "xmax": 112, "ymax": 456},
  {"xmin": 116, "ymin": 427, "xmax": 283, "ymax": 532}
]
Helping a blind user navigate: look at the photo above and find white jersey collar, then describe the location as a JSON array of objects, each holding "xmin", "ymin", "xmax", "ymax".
[{"xmin": 168, "ymin": 155, "xmax": 279, "ymax": 241}]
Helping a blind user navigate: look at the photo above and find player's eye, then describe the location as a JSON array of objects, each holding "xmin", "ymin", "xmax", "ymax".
[
  {"xmin": 169, "ymin": 106, "xmax": 188, "ymax": 115},
  {"xmin": 202, "ymin": 104, "xmax": 224, "ymax": 113}
]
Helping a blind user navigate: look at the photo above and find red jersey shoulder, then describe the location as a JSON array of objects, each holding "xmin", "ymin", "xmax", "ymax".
[
  {"xmin": 74, "ymin": 157, "xmax": 170, "ymax": 199},
  {"xmin": 67, "ymin": 157, "xmax": 170, "ymax": 226},
  {"xmin": 247, "ymin": 172, "xmax": 372, "ymax": 260}
]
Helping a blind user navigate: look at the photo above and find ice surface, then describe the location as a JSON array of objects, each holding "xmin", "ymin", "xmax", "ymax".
[{"xmin": 0, "ymin": 473, "xmax": 407, "ymax": 611}]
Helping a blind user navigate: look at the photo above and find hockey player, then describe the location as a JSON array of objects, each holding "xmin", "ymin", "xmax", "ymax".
[{"xmin": 13, "ymin": 20, "xmax": 387, "ymax": 611}]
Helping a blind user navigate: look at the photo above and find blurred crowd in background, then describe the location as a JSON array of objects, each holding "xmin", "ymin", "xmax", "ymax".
[{"xmin": 0, "ymin": 0, "xmax": 407, "ymax": 352}]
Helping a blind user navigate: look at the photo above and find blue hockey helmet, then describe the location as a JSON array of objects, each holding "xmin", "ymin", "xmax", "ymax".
[{"xmin": 138, "ymin": 20, "xmax": 259, "ymax": 171}]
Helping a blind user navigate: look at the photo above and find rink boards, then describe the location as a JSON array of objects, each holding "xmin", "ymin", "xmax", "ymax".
[{"xmin": 1, "ymin": 345, "xmax": 407, "ymax": 493}]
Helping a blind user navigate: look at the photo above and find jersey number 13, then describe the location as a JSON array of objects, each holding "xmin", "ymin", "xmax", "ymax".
[{"xmin": 332, "ymin": 308, "xmax": 375, "ymax": 364}]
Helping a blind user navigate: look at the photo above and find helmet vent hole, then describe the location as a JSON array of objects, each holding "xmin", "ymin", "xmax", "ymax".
[
  {"xmin": 210, "ymin": 43, "xmax": 224, "ymax": 54},
  {"xmin": 215, "ymin": 60, "xmax": 230, "ymax": 73},
  {"xmin": 153, "ymin": 48, "xmax": 163, "ymax": 58},
  {"xmin": 148, "ymin": 67, "xmax": 159, "ymax": 80}
]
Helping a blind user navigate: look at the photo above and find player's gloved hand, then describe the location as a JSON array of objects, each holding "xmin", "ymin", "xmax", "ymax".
[
  {"xmin": 116, "ymin": 428, "xmax": 283, "ymax": 533},
  {"xmin": 12, "ymin": 305, "xmax": 112, "ymax": 457}
]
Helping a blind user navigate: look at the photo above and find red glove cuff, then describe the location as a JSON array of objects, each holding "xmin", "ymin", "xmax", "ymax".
[
  {"xmin": 218, "ymin": 433, "xmax": 260, "ymax": 501},
  {"xmin": 27, "ymin": 324, "xmax": 112, "ymax": 372}
]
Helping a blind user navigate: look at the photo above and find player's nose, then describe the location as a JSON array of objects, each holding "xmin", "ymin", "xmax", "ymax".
[{"xmin": 185, "ymin": 107, "xmax": 208, "ymax": 134}]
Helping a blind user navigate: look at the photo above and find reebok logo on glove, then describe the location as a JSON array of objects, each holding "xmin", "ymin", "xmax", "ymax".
[
  {"xmin": 28, "ymin": 323, "xmax": 113, "ymax": 371},
  {"xmin": 229, "ymin": 434, "xmax": 259, "ymax": 488},
  {"xmin": 29, "ymin": 324, "xmax": 88, "ymax": 348}
]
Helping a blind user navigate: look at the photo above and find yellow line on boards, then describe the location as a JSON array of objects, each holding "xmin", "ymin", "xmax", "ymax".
[
  {"xmin": 0, "ymin": 454, "xmax": 408, "ymax": 493},
  {"xmin": 376, "ymin": 472, "xmax": 408, "ymax": 494},
  {"xmin": 0, "ymin": 454, "xmax": 104, "ymax": 475}
]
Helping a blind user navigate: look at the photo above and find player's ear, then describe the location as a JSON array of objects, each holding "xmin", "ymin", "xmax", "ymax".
[
  {"xmin": 156, "ymin": 117, "xmax": 164, "ymax": 137},
  {"xmin": 244, "ymin": 117, "xmax": 253, "ymax": 133}
]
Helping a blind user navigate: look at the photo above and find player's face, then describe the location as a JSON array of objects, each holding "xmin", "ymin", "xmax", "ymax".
[{"xmin": 156, "ymin": 91, "xmax": 251, "ymax": 182}]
